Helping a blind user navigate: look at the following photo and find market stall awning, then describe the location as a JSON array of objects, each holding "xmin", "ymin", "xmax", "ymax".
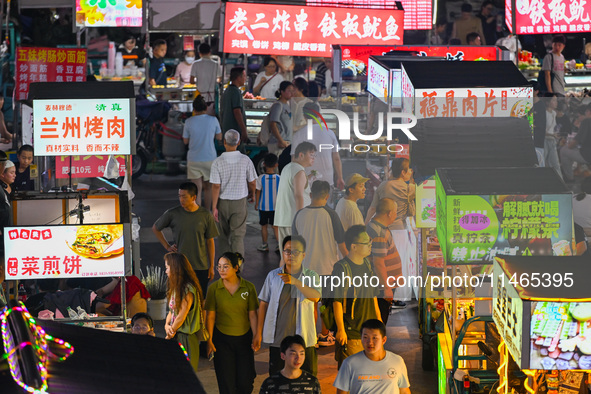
[
  {"xmin": 28, "ymin": 81, "xmax": 135, "ymax": 100},
  {"xmin": 495, "ymin": 255, "xmax": 591, "ymax": 301},
  {"xmin": 410, "ymin": 117, "xmax": 538, "ymax": 179},
  {"xmin": 436, "ymin": 167, "xmax": 569, "ymax": 195},
  {"xmin": 401, "ymin": 61, "xmax": 530, "ymax": 89}
]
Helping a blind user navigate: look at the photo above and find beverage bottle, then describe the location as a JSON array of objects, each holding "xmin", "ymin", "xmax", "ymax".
[
  {"xmin": 76, "ymin": 306, "xmax": 89, "ymax": 320},
  {"xmin": 17, "ymin": 283, "xmax": 27, "ymax": 303},
  {"xmin": 67, "ymin": 306, "xmax": 79, "ymax": 320},
  {"xmin": 115, "ymin": 52, "xmax": 123, "ymax": 77},
  {"xmin": 463, "ymin": 374, "xmax": 471, "ymax": 393}
]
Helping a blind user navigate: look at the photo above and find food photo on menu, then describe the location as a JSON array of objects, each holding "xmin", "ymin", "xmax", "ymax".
[{"xmin": 530, "ymin": 302, "xmax": 591, "ymax": 370}]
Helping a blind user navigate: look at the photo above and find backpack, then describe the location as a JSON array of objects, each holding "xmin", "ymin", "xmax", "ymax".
[
  {"xmin": 320, "ymin": 258, "xmax": 373, "ymax": 332},
  {"xmin": 538, "ymin": 53, "xmax": 554, "ymax": 93},
  {"xmin": 257, "ymin": 113, "xmax": 271, "ymax": 146}
]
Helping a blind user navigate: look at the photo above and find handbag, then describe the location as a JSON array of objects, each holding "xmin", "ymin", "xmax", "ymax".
[{"xmin": 177, "ymin": 284, "xmax": 210, "ymax": 341}]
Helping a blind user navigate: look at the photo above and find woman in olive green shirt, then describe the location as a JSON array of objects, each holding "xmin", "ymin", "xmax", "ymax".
[{"xmin": 205, "ymin": 252, "xmax": 258, "ymax": 394}]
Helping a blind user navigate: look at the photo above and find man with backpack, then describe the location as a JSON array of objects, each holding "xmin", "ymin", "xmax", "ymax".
[
  {"xmin": 540, "ymin": 35, "xmax": 566, "ymax": 96},
  {"xmin": 331, "ymin": 225, "xmax": 381, "ymax": 369}
]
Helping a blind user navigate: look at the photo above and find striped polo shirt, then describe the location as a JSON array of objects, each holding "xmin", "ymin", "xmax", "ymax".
[{"xmin": 256, "ymin": 174, "xmax": 280, "ymax": 211}]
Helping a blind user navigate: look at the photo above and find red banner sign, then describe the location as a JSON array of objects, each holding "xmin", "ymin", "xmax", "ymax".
[
  {"xmin": 307, "ymin": 0, "xmax": 431, "ymax": 30},
  {"xmin": 55, "ymin": 155, "xmax": 127, "ymax": 179},
  {"xmin": 223, "ymin": 2, "xmax": 404, "ymax": 57},
  {"xmin": 342, "ymin": 45, "xmax": 501, "ymax": 65},
  {"xmin": 510, "ymin": 0, "xmax": 591, "ymax": 34},
  {"xmin": 16, "ymin": 47, "xmax": 87, "ymax": 101}
]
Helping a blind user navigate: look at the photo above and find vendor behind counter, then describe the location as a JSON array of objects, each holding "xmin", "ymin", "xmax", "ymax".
[{"xmin": 118, "ymin": 35, "xmax": 146, "ymax": 67}]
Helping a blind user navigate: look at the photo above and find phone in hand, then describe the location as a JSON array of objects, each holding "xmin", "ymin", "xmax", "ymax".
[{"xmin": 208, "ymin": 351, "xmax": 215, "ymax": 361}]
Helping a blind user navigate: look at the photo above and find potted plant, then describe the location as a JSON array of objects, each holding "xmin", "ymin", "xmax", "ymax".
[{"xmin": 140, "ymin": 265, "xmax": 168, "ymax": 320}]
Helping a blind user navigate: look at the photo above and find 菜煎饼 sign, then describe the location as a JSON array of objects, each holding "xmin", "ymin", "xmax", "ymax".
[
  {"xmin": 223, "ymin": 2, "xmax": 404, "ymax": 57},
  {"xmin": 76, "ymin": 0, "xmax": 141, "ymax": 27},
  {"xmin": 33, "ymin": 99, "xmax": 131, "ymax": 156},
  {"xmin": 55, "ymin": 155, "xmax": 127, "ymax": 179},
  {"xmin": 4, "ymin": 224, "xmax": 125, "ymax": 280},
  {"xmin": 507, "ymin": 0, "xmax": 591, "ymax": 35},
  {"xmin": 16, "ymin": 47, "xmax": 87, "ymax": 101}
]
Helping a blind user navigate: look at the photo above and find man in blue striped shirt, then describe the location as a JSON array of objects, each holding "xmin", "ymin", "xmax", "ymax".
[{"xmin": 256, "ymin": 153, "xmax": 281, "ymax": 252}]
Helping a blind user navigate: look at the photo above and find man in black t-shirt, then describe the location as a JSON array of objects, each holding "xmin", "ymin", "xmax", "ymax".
[
  {"xmin": 149, "ymin": 39, "xmax": 167, "ymax": 87},
  {"xmin": 260, "ymin": 335, "xmax": 321, "ymax": 394}
]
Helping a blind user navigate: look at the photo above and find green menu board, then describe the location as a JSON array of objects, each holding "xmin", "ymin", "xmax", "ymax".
[{"xmin": 436, "ymin": 172, "xmax": 573, "ymax": 265}]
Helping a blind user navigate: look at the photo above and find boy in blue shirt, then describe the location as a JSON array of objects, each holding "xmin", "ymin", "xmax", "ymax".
[
  {"xmin": 255, "ymin": 153, "xmax": 280, "ymax": 252},
  {"xmin": 14, "ymin": 145, "xmax": 34, "ymax": 191}
]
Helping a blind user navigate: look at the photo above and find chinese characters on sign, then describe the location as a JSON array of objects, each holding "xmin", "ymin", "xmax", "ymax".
[
  {"xmin": 502, "ymin": 200, "xmax": 560, "ymax": 240},
  {"xmin": 414, "ymin": 87, "xmax": 533, "ymax": 119},
  {"xmin": 511, "ymin": 0, "xmax": 591, "ymax": 34},
  {"xmin": 4, "ymin": 225, "xmax": 125, "ymax": 280},
  {"xmin": 367, "ymin": 58, "xmax": 390, "ymax": 102},
  {"xmin": 15, "ymin": 47, "xmax": 87, "ymax": 101},
  {"xmin": 56, "ymin": 155, "xmax": 127, "ymax": 179},
  {"xmin": 306, "ymin": 0, "xmax": 431, "ymax": 30},
  {"xmin": 76, "ymin": 0, "xmax": 142, "ymax": 27},
  {"xmin": 224, "ymin": 2, "xmax": 404, "ymax": 56},
  {"xmin": 33, "ymin": 99, "xmax": 131, "ymax": 156}
]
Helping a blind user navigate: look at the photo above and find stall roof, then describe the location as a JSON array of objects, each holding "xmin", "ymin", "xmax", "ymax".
[
  {"xmin": 28, "ymin": 82, "xmax": 135, "ymax": 101},
  {"xmin": 371, "ymin": 55, "xmax": 445, "ymax": 70},
  {"xmin": 495, "ymin": 256, "xmax": 591, "ymax": 301},
  {"xmin": 436, "ymin": 167, "xmax": 569, "ymax": 195},
  {"xmin": 401, "ymin": 61, "xmax": 529, "ymax": 89},
  {"xmin": 411, "ymin": 117, "xmax": 538, "ymax": 179}
]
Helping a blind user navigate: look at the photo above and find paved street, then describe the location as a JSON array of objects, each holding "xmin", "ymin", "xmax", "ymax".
[{"xmin": 132, "ymin": 171, "xmax": 437, "ymax": 393}]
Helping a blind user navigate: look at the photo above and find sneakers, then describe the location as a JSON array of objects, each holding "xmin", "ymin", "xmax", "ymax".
[
  {"xmin": 317, "ymin": 332, "xmax": 335, "ymax": 347},
  {"xmin": 257, "ymin": 243, "xmax": 269, "ymax": 252},
  {"xmin": 391, "ymin": 300, "xmax": 407, "ymax": 309}
]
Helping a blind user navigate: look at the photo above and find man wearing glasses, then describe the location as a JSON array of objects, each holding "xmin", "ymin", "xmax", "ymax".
[
  {"xmin": 253, "ymin": 235, "xmax": 321, "ymax": 376},
  {"xmin": 332, "ymin": 225, "xmax": 382, "ymax": 369}
]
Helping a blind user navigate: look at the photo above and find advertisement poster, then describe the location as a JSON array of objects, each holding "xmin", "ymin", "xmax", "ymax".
[
  {"xmin": 416, "ymin": 177, "xmax": 436, "ymax": 228},
  {"xmin": 4, "ymin": 225, "xmax": 125, "ymax": 280},
  {"xmin": 367, "ymin": 58, "xmax": 389, "ymax": 102},
  {"xmin": 509, "ymin": 0, "xmax": 591, "ymax": 35},
  {"xmin": 530, "ymin": 301, "xmax": 591, "ymax": 370},
  {"xmin": 436, "ymin": 188, "xmax": 573, "ymax": 265},
  {"xmin": 224, "ymin": 2, "xmax": 404, "ymax": 57},
  {"xmin": 15, "ymin": 47, "xmax": 87, "ymax": 101},
  {"xmin": 55, "ymin": 155, "xmax": 127, "ymax": 179},
  {"xmin": 33, "ymin": 99, "xmax": 131, "ymax": 156},
  {"xmin": 76, "ymin": 0, "xmax": 142, "ymax": 27},
  {"xmin": 414, "ymin": 87, "xmax": 533, "ymax": 119}
]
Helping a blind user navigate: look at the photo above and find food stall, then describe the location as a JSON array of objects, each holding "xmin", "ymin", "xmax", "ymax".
[
  {"xmin": 506, "ymin": 0, "xmax": 591, "ymax": 93},
  {"xmin": 434, "ymin": 167, "xmax": 577, "ymax": 393},
  {"xmin": 221, "ymin": 1, "xmax": 404, "ymax": 143},
  {"xmin": 491, "ymin": 255, "xmax": 591, "ymax": 393}
]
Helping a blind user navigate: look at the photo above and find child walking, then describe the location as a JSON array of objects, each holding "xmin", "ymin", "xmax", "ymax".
[{"xmin": 255, "ymin": 153, "xmax": 280, "ymax": 252}]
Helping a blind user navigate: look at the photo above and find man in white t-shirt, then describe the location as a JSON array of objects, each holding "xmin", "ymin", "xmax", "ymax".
[
  {"xmin": 335, "ymin": 173, "xmax": 368, "ymax": 232},
  {"xmin": 291, "ymin": 102, "xmax": 344, "ymax": 190},
  {"xmin": 334, "ymin": 319, "xmax": 411, "ymax": 394}
]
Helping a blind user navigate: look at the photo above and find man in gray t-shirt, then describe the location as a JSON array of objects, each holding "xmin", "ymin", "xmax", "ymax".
[
  {"xmin": 152, "ymin": 182, "xmax": 218, "ymax": 294},
  {"xmin": 541, "ymin": 35, "xmax": 566, "ymax": 96},
  {"xmin": 334, "ymin": 319, "xmax": 411, "ymax": 394}
]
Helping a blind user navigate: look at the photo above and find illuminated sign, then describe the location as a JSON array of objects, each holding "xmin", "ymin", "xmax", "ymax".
[
  {"xmin": 435, "ymin": 174, "xmax": 574, "ymax": 265},
  {"xmin": 33, "ymin": 99, "xmax": 131, "ymax": 156},
  {"xmin": 306, "ymin": 0, "xmax": 432, "ymax": 30},
  {"xmin": 223, "ymin": 2, "xmax": 404, "ymax": 56},
  {"xmin": 56, "ymin": 155, "xmax": 127, "ymax": 179},
  {"xmin": 367, "ymin": 58, "xmax": 390, "ymax": 102},
  {"xmin": 76, "ymin": 0, "xmax": 142, "ymax": 27},
  {"xmin": 414, "ymin": 87, "xmax": 533, "ymax": 119},
  {"xmin": 15, "ymin": 47, "xmax": 87, "ymax": 102},
  {"xmin": 507, "ymin": 0, "xmax": 591, "ymax": 34},
  {"xmin": 4, "ymin": 224, "xmax": 125, "ymax": 280},
  {"xmin": 492, "ymin": 262, "xmax": 524, "ymax": 367}
]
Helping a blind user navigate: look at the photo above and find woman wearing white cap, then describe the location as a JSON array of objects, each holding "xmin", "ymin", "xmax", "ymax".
[{"xmin": 0, "ymin": 159, "xmax": 15, "ymax": 259}]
